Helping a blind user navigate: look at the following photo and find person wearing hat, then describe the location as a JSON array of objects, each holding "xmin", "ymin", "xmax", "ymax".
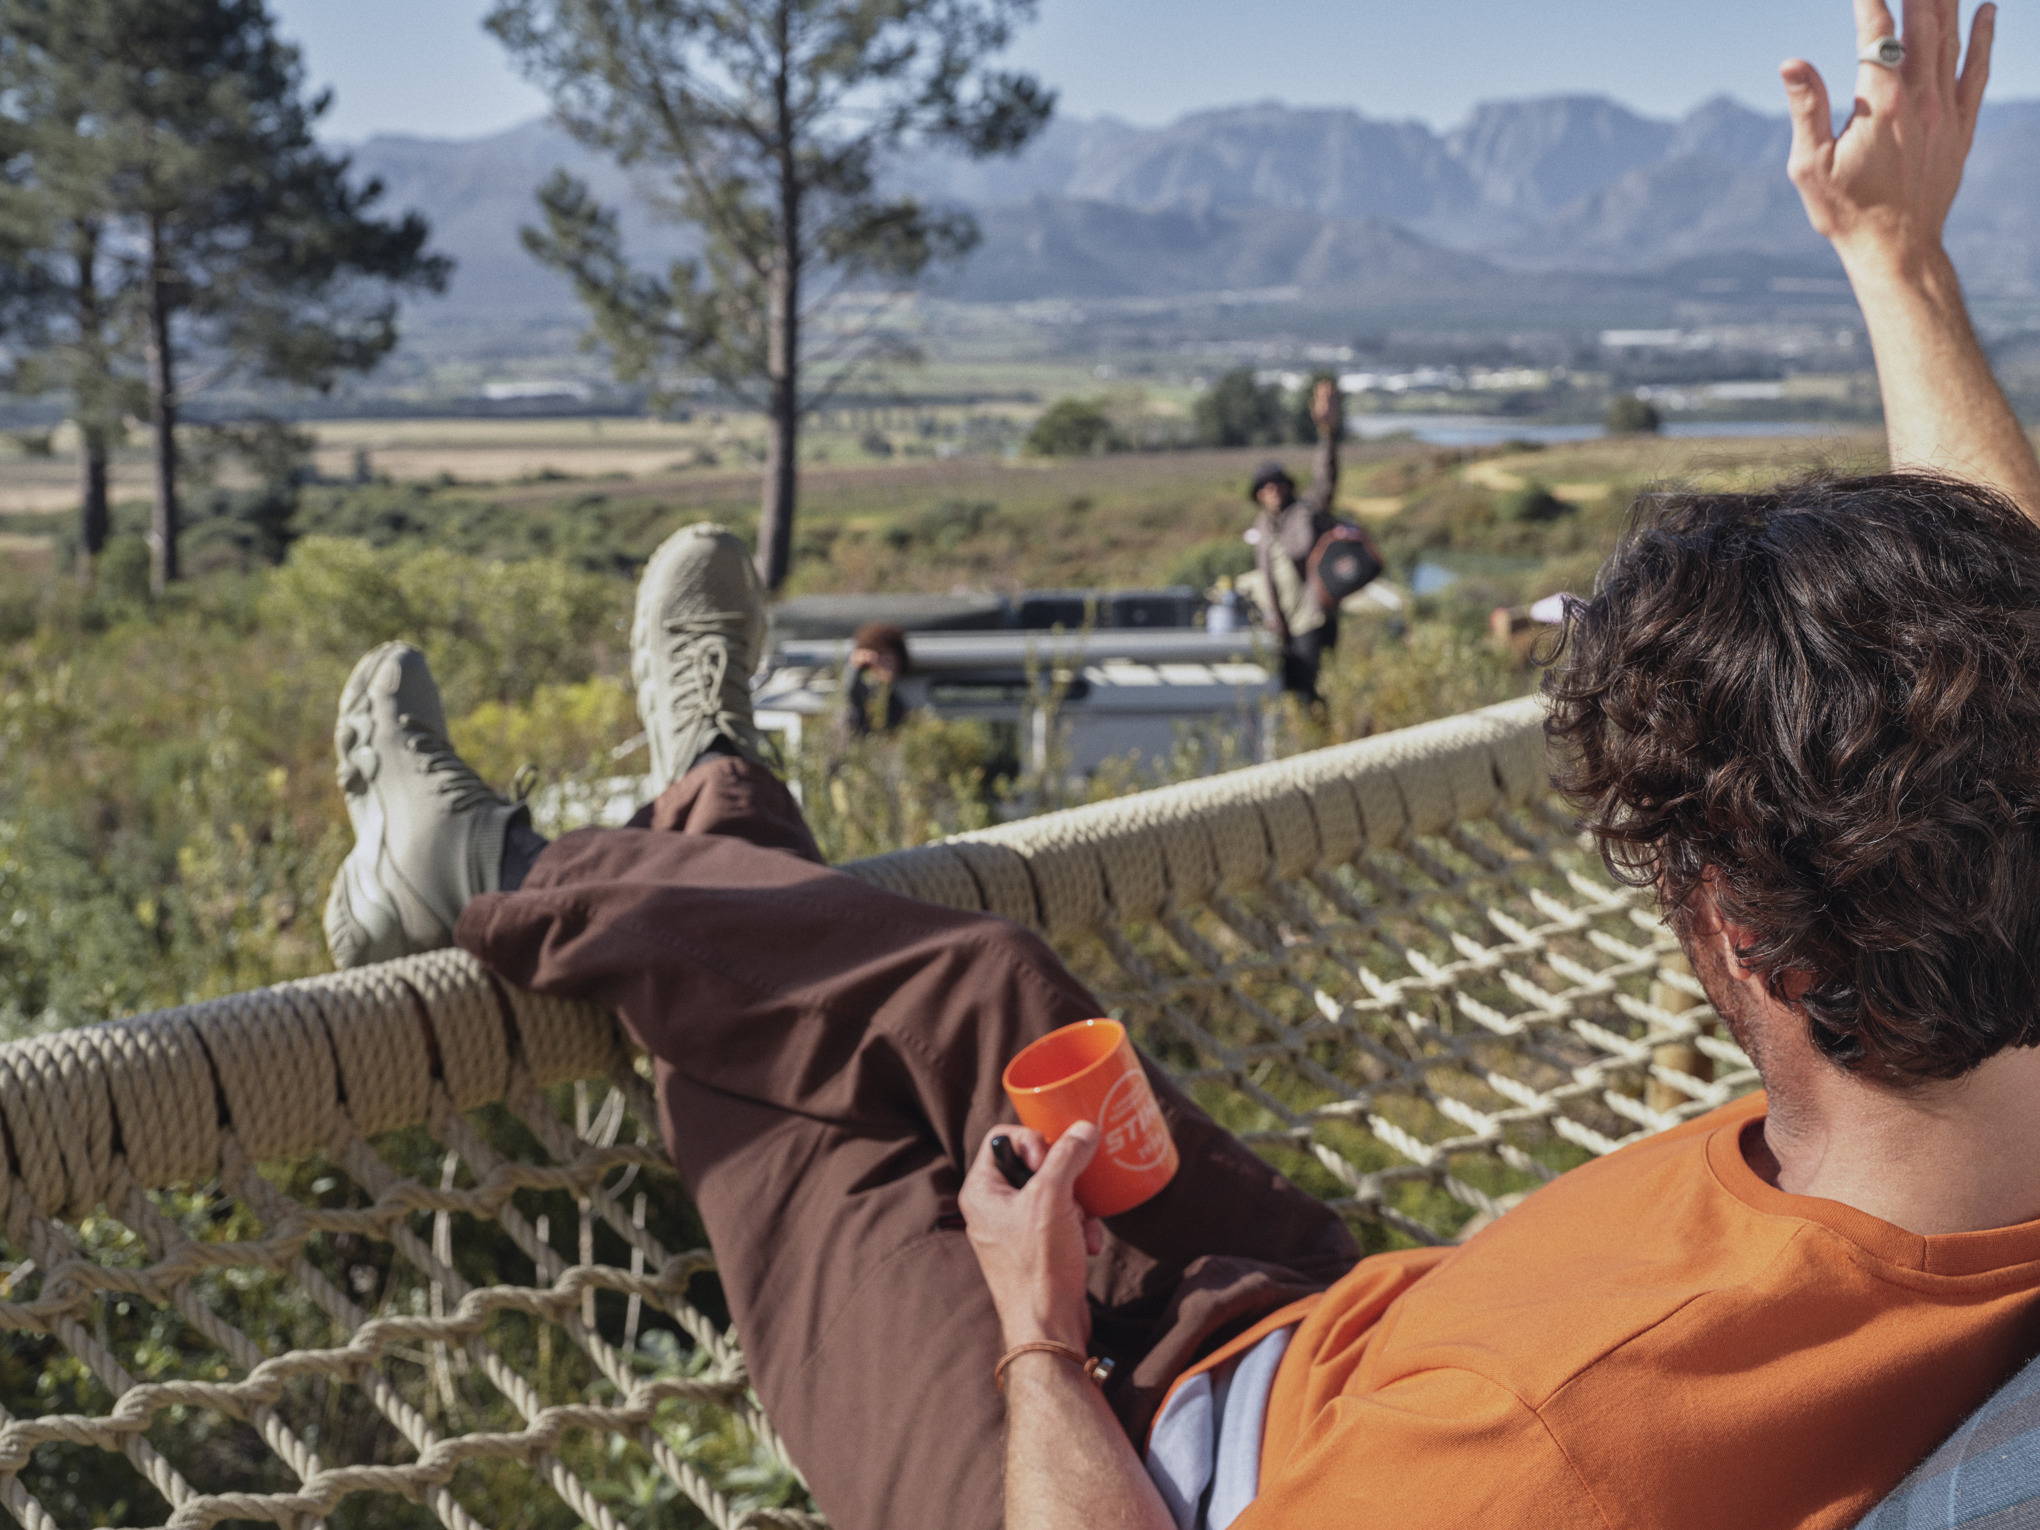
[
  {"xmin": 837, "ymin": 620, "xmax": 913, "ymax": 742},
  {"xmin": 1247, "ymin": 378, "xmax": 1343, "ymax": 705}
]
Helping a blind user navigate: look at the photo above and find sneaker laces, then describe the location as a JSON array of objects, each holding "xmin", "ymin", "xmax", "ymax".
[
  {"xmin": 661, "ymin": 613, "xmax": 756, "ymax": 742},
  {"xmin": 399, "ymin": 712, "xmax": 504, "ymax": 814}
]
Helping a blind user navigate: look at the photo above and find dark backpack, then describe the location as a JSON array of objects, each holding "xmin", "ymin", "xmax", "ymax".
[{"xmin": 1305, "ymin": 521, "xmax": 1384, "ymax": 609}]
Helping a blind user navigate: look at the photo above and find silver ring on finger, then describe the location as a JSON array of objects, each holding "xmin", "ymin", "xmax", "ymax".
[{"xmin": 1859, "ymin": 35, "xmax": 1906, "ymax": 68}]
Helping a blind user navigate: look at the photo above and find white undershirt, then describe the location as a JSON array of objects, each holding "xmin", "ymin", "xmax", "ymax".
[{"xmin": 1145, "ymin": 1325, "xmax": 1296, "ymax": 1530}]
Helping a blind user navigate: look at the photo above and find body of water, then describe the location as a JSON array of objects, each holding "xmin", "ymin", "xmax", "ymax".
[{"xmin": 1349, "ymin": 414, "xmax": 1868, "ymax": 449}]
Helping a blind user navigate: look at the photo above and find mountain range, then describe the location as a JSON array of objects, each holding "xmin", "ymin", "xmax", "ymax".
[{"xmin": 343, "ymin": 93, "xmax": 2040, "ymax": 349}]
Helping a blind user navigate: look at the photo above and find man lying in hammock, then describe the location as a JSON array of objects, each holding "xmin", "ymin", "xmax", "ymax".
[{"xmin": 320, "ymin": 3, "xmax": 2040, "ymax": 1524}]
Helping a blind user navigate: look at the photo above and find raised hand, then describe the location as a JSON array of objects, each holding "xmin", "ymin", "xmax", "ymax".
[
  {"xmin": 1777, "ymin": 0, "xmax": 2040, "ymax": 520},
  {"xmin": 1782, "ymin": 0, "xmax": 1994, "ymax": 268},
  {"xmin": 1310, "ymin": 377, "xmax": 1339, "ymax": 435}
]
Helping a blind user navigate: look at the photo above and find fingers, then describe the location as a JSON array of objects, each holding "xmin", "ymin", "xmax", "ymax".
[
  {"xmin": 1083, "ymin": 1216, "xmax": 1105, "ymax": 1258},
  {"xmin": 1854, "ymin": 0, "xmax": 1899, "ymax": 47},
  {"xmin": 1899, "ymin": 0, "xmax": 1943, "ymax": 78},
  {"xmin": 1782, "ymin": 59, "xmax": 1837, "ymax": 175},
  {"xmin": 965, "ymin": 1123, "xmax": 1097, "ymax": 1224},
  {"xmin": 1011, "ymin": 1126, "xmax": 1050, "ymax": 1173},
  {"xmin": 1035, "ymin": 1120, "xmax": 1099, "ymax": 1199},
  {"xmin": 1959, "ymin": 3, "xmax": 1996, "ymax": 124},
  {"xmin": 963, "ymin": 1132, "xmax": 1005, "ymax": 1201},
  {"xmin": 1853, "ymin": 0, "xmax": 1908, "ymax": 107},
  {"xmin": 1899, "ymin": 0, "xmax": 1963, "ymax": 103},
  {"xmin": 966, "ymin": 1126, "xmax": 1045, "ymax": 1199}
]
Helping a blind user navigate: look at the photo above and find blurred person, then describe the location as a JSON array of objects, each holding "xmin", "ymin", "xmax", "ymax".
[
  {"xmin": 314, "ymin": 4, "xmax": 2040, "ymax": 1526},
  {"xmin": 1246, "ymin": 379, "xmax": 1383, "ymax": 709},
  {"xmin": 838, "ymin": 620, "xmax": 912, "ymax": 740},
  {"xmin": 1245, "ymin": 378, "xmax": 1343, "ymax": 704}
]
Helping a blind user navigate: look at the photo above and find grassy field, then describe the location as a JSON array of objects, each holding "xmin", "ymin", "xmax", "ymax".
[
  {"xmin": 0, "ymin": 393, "xmax": 1142, "ymax": 515},
  {"xmin": 2, "ymin": 416, "xmax": 1895, "ymax": 588}
]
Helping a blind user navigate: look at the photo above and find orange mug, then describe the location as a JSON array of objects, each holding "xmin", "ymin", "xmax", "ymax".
[{"xmin": 1001, "ymin": 1019, "xmax": 1179, "ymax": 1217}]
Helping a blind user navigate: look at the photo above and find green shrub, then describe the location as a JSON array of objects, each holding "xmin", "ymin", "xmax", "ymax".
[
  {"xmin": 1165, "ymin": 535, "xmax": 1256, "ymax": 590},
  {"xmin": 1025, "ymin": 398, "xmax": 1127, "ymax": 457},
  {"xmin": 1605, "ymin": 396, "xmax": 1663, "ymax": 436},
  {"xmin": 1193, "ymin": 369, "xmax": 1288, "ymax": 448},
  {"xmin": 1500, "ymin": 483, "xmax": 1574, "ymax": 523},
  {"xmin": 883, "ymin": 499, "xmax": 999, "ymax": 554},
  {"xmin": 0, "ymin": 538, "xmax": 638, "ymax": 1036},
  {"xmin": 792, "ymin": 712, "xmax": 1007, "ymax": 864},
  {"xmin": 451, "ymin": 677, "xmax": 641, "ymax": 833},
  {"xmin": 98, "ymin": 534, "xmax": 153, "ymax": 603},
  {"xmin": 1317, "ymin": 614, "xmax": 1534, "ymax": 746},
  {"xmin": 291, "ymin": 482, "xmax": 709, "ymax": 574},
  {"xmin": 260, "ymin": 537, "xmax": 617, "ymax": 710}
]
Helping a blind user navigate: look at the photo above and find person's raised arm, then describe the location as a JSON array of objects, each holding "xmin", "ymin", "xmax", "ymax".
[
  {"xmin": 959, "ymin": 1124, "xmax": 1175, "ymax": 1530},
  {"xmin": 1305, "ymin": 377, "xmax": 1341, "ymax": 516},
  {"xmin": 1784, "ymin": 0, "xmax": 2040, "ymax": 519}
]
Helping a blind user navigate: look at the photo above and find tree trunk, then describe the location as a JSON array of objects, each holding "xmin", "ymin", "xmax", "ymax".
[
  {"xmin": 73, "ymin": 233, "xmax": 108, "ymax": 588},
  {"xmin": 755, "ymin": 8, "xmax": 799, "ymax": 593},
  {"xmin": 77, "ymin": 427, "xmax": 109, "ymax": 587},
  {"xmin": 144, "ymin": 215, "xmax": 178, "ymax": 596},
  {"xmin": 757, "ymin": 310, "xmax": 798, "ymax": 592}
]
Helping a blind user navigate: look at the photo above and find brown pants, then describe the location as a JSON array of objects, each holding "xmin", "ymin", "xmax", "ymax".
[{"xmin": 456, "ymin": 757, "xmax": 1358, "ymax": 1530}]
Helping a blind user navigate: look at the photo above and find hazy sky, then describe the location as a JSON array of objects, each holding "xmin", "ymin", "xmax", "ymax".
[{"xmin": 269, "ymin": 0, "xmax": 2036, "ymax": 142}]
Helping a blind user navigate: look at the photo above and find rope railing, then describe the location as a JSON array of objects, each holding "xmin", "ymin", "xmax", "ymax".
[{"xmin": 0, "ymin": 695, "xmax": 1753, "ymax": 1530}]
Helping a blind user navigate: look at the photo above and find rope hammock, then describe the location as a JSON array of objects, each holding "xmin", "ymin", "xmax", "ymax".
[{"xmin": 0, "ymin": 695, "xmax": 1753, "ymax": 1530}]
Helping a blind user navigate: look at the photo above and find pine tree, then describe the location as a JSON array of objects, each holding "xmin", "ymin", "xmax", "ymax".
[
  {"xmin": 488, "ymin": 0, "xmax": 1053, "ymax": 590},
  {"xmin": 0, "ymin": 0, "xmax": 450, "ymax": 593},
  {"xmin": 0, "ymin": 49, "xmax": 130, "ymax": 584}
]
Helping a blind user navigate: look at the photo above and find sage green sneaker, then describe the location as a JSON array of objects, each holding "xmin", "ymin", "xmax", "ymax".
[
  {"xmin": 630, "ymin": 523, "xmax": 770, "ymax": 789},
  {"xmin": 323, "ymin": 642, "xmax": 522, "ymax": 969}
]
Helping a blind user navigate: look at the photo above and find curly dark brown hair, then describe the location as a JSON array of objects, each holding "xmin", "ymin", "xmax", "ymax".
[{"xmin": 1545, "ymin": 473, "xmax": 2040, "ymax": 1083}]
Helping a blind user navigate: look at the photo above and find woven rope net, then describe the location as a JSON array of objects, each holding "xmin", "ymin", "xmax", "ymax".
[{"xmin": 0, "ymin": 695, "xmax": 1753, "ymax": 1530}]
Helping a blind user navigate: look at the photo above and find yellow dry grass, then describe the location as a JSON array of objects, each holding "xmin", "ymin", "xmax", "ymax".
[
  {"xmin": 0, "ymin": 531, "xmax": 54, "ymax": 560},
  {"xmin": 0, "ymin": 417, "xmax": 1913, "ymax": 526},
  {"xmin": 302, "ymin": 416, "xmax": 752, "ymax": 485}
]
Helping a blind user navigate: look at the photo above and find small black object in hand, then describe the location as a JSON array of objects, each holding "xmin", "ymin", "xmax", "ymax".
[{"xmin": 990, "ymin": 1134, "xmax": 1034, "ymax": 1190}]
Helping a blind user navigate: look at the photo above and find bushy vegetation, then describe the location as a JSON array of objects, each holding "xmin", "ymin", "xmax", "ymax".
[
  {"xmin": 1024, "ymin": 396, "xmax": 1128, "ymax": 456},
  {"xmin": 1604, "ymin": 395, "xmax": 1663, "ymax": 435},
  {"xmin": 0, "ymin": 542, "xmax": 624, "ymax": 1034},
  {"xmin": 1193, "ymin": 368, "xmax": 1290, "ymax": 448},
  {"xmin": 1191, "ymin": 368, "xmax": 1337, "ymax": 449},
  {"xmin": 1499, "ymin": 482, "xmax": 1574, "ymax": 524},
  {"xmin": 1164, "ymin": 534, "xmax": 1258, "ymax": 591},
  {"xmin": 3, "ymin": 424, "xmax": 1881, "ymax": 1036},
  {"xmin": 10, "ymin": 424, "xmax": 1886, "ymax": 1042},
  {"xmin": 0, "ymin": 501, "xmax": 1559, "ymax": 1045}
]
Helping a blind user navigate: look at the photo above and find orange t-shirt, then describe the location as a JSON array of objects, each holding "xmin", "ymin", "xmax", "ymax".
[{"xmin": 1208, "ymin": 1094, "xmax": 2040, "ymax": 1529}]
